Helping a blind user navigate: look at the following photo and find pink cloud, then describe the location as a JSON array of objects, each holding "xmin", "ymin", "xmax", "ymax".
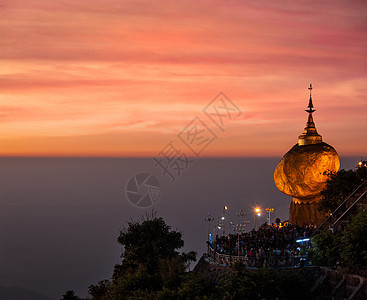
[{"xmin": 0, "ymin": 0, "xmax": 366, "ymax": 156}]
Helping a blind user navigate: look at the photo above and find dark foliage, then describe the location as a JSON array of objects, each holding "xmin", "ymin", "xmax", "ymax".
[
  {"xmin": 319, "ymin": 160, "xmax": 367, "ymax": 213},
  {"xmin": 88, "ymin": 215, "xmax": 198, "ymax": 299},
  {"xmin": 311, "ymin": 230, "xmax": 342, "ymax": 267},
  {"xmin": 340, "ymin": 209, "xmax": 367, "ymax": 270},
  {"xmin": 312, "ymin": 209, "xmax": 367, "ymax": 272},
  {"xmin": 319, "ymin": 169, "xmax": 361, "ymax": 213},
  {"xmin": 60, "ymin": 290, "xmax": 83, "ymax": 300},
  {"xmin": 116, "ymin": 216, "xmax": 184, "ymax": 273},
  {"xmin": 222, "ymin": 261, "xmax": 312, "ymax": 300}
]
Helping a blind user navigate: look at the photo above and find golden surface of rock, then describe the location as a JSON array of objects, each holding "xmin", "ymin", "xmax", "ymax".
[{"xmin": 274, "ymin": 142, "xmax": 340, "ymax": 203}]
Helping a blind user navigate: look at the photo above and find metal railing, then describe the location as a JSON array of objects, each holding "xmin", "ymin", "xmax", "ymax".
[
  {"xmin": 207, "ymin": 247, "xmax": 307, "ymax": 268},
  {"xmin": 333, "ymin": 187, "xmax": 367, "ymax": 230},
  {"xmin": 313, "ymin": 180, "xmax": 366, "ymax": 235}
]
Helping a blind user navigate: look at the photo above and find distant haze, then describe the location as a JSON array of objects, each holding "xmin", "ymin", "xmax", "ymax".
[{"xmin": 0, "ymin": 156, "xmax": 359, "ymax": 298}]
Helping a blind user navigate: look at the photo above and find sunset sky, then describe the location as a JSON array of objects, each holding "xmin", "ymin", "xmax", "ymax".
[{"xmin": 1, "ymin": 0, "xmax": 366, "ymax": 157}]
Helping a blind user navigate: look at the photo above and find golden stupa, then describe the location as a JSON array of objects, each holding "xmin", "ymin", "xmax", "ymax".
[{"xmin": 274, "ymin": 84, "xmax": 340, "ymax": 226}]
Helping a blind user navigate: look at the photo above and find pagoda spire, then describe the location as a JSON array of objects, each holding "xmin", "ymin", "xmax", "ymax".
[
  {"xmin": 298, "ymin": 84, "xmax": 322, "ymax": 146},
  {"xmin": 306, "ymin": 84, "xmax": 315, "ymax": 113}
]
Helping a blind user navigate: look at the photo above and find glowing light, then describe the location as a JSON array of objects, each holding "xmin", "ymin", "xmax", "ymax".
[
  {"xmin": 224, "ymin": 206, "xmax": 228, "ymax": 210},
  {"xmin": 296, "ymin": 238, "xmax": 310, "ymax": 243},
  {"xmin": 221, "ymin": 216, "xmax": 225, "ymax": 220},
  {"xmin": 255, "ymin": 207, "xmax": 261, "ymax": 213}
]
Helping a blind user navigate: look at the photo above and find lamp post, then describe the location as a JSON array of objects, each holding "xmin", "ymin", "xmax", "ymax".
[
  {"xmin": 235, "ymin": 222, "xmax": 249, "ymax": 257},
  {"xmin": 358, "ymin": 157, "xmax": 366, "ymax": 168},
  {"xmin": 237, "ymin": 209, "xmax": 246, "ymax": 225},
  {"xmin": 203, "ymin": 213, "xmax": 214, "ymax": 245},
  {"xmin": 236, "ymin": 224, "xmax": 241, "ymax": 257},
  {"xmin": 254, "ymin": 206, "xmax": 261, "ymax": 230},
  {"xmin": 222, "ymin": 205, "xmax": 228, "ymax": 236},
  {"xmin": 230, "ymin": 221, "xmax": 235, "ymax": 235},
  {"xmin": 236, "ymin": 209, "xmax": 246, "ymax": 257},
  {"xmin": 266, "ymin": 208, "xmax": 274, "ymax": 225},
  {"xmin": 216, "ymin": 217, "xmax": 222, "ymax": 237},
  {"xmin": 236, "ymin": 210, "xmax": 249, "ymax": 257}
]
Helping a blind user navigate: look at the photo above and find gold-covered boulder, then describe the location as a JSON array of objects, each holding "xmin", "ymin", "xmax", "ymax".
[
  {"xmin": 274, "ymin": 142, "xmax": 340, "ymax": 203},
  {"xmin": 273, "ymin": 84, "xmax": 340, "ymax": 226}
]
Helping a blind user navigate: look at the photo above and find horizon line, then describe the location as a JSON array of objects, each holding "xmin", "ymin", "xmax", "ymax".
[{"xmin": 0, "ymin": 154, "xmax": 362, "ymax": 159}]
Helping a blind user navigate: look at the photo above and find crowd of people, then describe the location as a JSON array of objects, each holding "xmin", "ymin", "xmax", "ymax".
[{"xmin": 209, "ymin": 223, "xmax": 316, "ymax": 267}]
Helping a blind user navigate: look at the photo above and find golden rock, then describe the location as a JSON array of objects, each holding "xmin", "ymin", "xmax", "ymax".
[
  {"xmin": 274, "ymin": 84, "xmax": 340, "ymax": 226},
  {"xmin": 274, "ymin": 142, "xmax": 340, "ymax": 203}
]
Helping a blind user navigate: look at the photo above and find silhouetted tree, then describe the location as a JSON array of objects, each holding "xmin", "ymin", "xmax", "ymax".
[
  {"xmin": 222, "ymin": 261, "xmax": 312, "ymax": 299},
  {"xmin": 340, "ymin": 209, "xmax": 367, "ymax": 271},
  {"xmin": 313, "ymin": 209, "xmax": 367, "ymax": 273},
  {"xmin": 88, "ymin": 215, "xmax": 197, "ymax": 299},
  {"xmin": 356, "ymin": 159, "xmax": 367, "ymax": 180},
  {"xmin": 312, "ymin": 229, "xmax": 342, "ymax": 267},
  {"xmin": 88, "ymin": 280, "xmax": 111, "ymax": 300},
  {"xmin": 116, "ymin": 216, "xmax": 185, "ymax": 274},
  {"xmin": 319, "ymin": 169, "xmax": 362, "ymax": 213},
  {"xmin": 319, "ymin": 160, "xmax": 367, "ymax": 214},
  {"xmin": 60, "ymin": 290, "xmax": 83, "ymax": 300}
]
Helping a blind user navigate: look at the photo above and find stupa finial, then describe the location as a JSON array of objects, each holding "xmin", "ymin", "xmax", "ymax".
[
  {"xmin": 306, "ymin": 84, "xmax": 315, "ymax": 113},
  {"xmin": 298, "ymin": 84, "xmax": 322, "ymax": 146}
]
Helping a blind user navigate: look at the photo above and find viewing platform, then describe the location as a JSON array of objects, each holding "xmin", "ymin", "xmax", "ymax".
[
  {"xmin": 205, "ymin": 223, "xmax": 314, "ymax": 268},
  {"xmin": 206, "ymin": 248, "xmax": 308, "ymax": 269}
]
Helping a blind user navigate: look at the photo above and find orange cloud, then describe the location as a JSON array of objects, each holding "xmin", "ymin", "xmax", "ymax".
[{"xmin": 0, "ymin": 0, "xmax": 366, "ymax": 156}]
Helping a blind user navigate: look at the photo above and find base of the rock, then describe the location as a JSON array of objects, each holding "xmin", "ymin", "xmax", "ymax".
[{"xmin": 289, "ymin": 200, "xmax": 327, "ymax": 226}]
